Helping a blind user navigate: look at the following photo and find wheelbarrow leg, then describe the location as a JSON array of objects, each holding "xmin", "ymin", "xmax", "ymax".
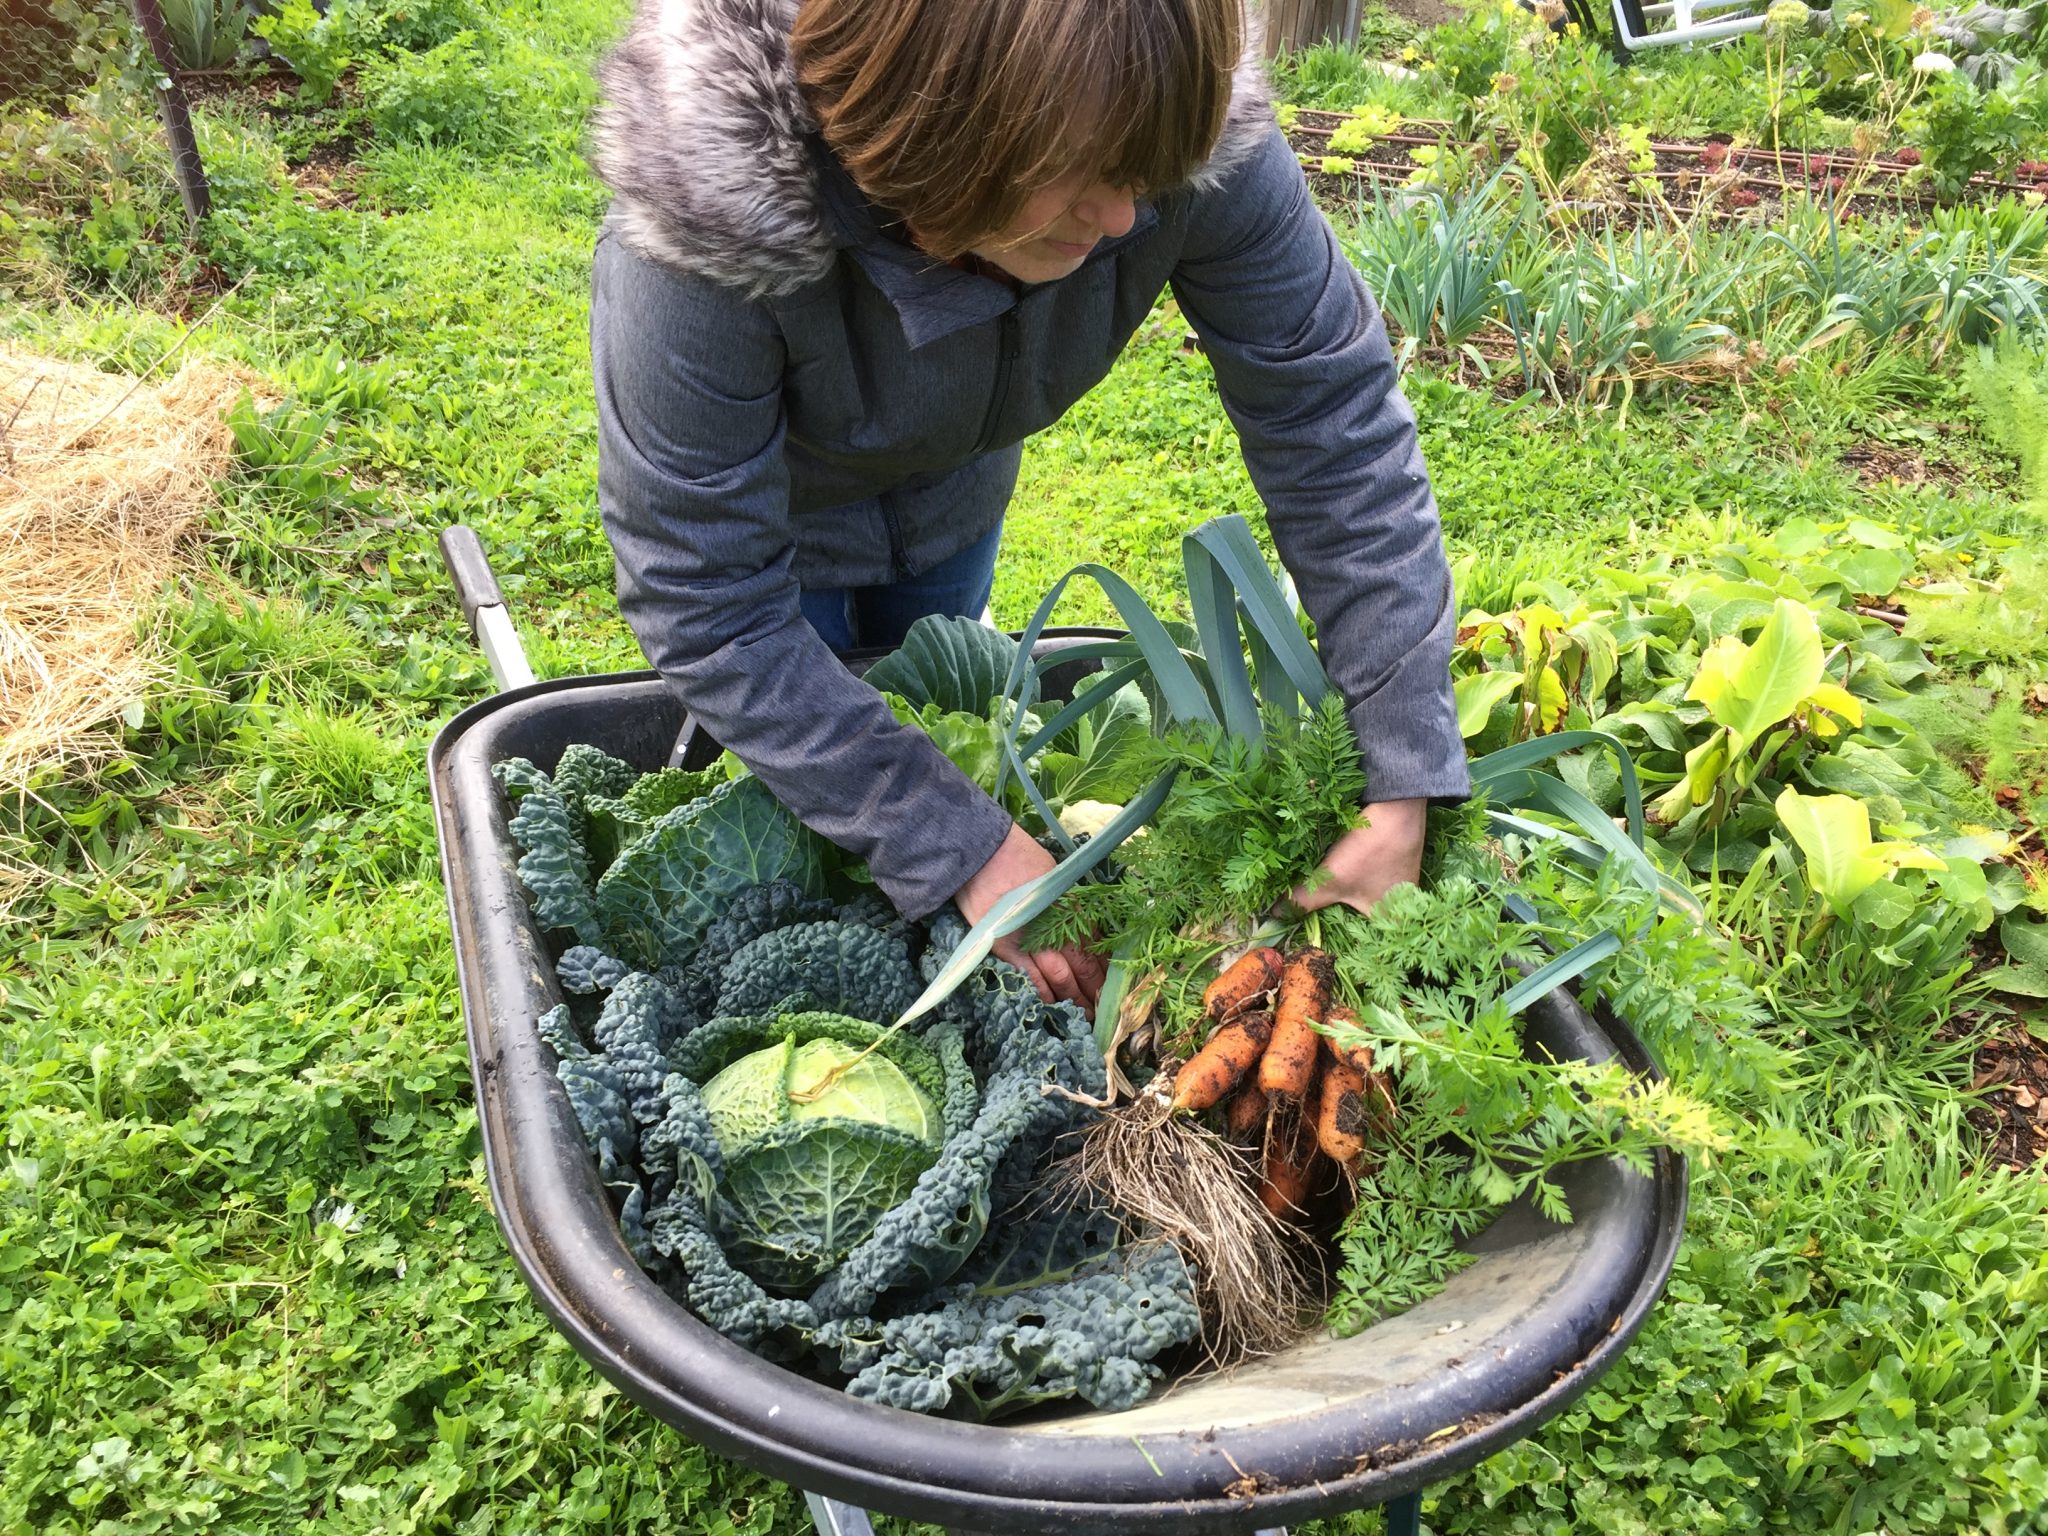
[
  {"xmin": 807, "ymin": 1488, "xmax": 1424, "ymax": 1535},
  {"xmin": 804, "ymin": 1492, "xmax": 876, "ymax": 1535}
]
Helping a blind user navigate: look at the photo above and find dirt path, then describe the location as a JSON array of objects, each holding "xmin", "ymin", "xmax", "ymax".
[{"xmin": 1379, "ymin": 0, "xmax": 1460, "ymax": 25}]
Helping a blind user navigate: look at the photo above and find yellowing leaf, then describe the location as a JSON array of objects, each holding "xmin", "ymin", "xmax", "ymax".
[
  {"xmin": 1775, "ymin": 786, "xmax": 1939, "ymax": 920},
  {"xmin": 1683, "ymin": 729, "xmax": 1733, "ymax": 806},
  {"xmin": 1805, "ymin": 681, "xmax": 1864, "ymax": 726},
  {"xmin": 1535, "ymin": 664, "xmax": 1569, "ymax": 732},
  {"xmin": 1520, "ymin": 603, "xmax": 1569, "ymax": 652},
  {"xmin": 1869, "ymin": 841, "xmax": 1947, "ymax": 874},
  {"xmin": 1687, "ymin": 599, "xmax": 1825, "ymax": 749}
]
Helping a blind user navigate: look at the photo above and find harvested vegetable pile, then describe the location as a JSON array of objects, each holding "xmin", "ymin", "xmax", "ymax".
[
  {"xmin": 496, "ymin": 518, "xmax": 1732, "ymax": 1418},
  {"xmin": 493, "ymin": 740, "xmax": 1200, "ymax": 1419}
]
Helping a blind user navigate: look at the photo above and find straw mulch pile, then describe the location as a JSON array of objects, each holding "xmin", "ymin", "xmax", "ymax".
[{"xmin": 0, "ymin": 344, "xmax": 261, "ymax": 796}]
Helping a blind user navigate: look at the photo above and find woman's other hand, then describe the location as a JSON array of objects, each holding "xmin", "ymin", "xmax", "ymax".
[
  {"xmin": 954, "ymin": 822, "xmax": 1107, "ymax": 1014},
  {"xmin": 1292, "ymin": 798, "xmax": 1428, "ymax": 915}
]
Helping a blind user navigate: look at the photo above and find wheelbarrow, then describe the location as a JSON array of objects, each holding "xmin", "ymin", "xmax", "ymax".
[{"xmin": 428, "ymin": 528, "xmax": 1688, "ymax": 1535}]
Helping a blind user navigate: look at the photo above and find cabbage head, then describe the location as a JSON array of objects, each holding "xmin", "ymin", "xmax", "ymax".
[{"xmin": 680, "ymin": 1013, "xmax": 951, "ymax": 1291}]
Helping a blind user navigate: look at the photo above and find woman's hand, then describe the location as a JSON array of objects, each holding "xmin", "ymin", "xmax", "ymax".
[
  {"xmin": 954, "ymin": 823, "xmax": 1107, "ymax": 1014},
  {"xmin": 1292, "ymin": 799, "xmax": 1428, "ymax": 915}
]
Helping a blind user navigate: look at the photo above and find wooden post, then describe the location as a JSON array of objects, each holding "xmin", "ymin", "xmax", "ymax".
[
  {"xmin": 1260, "ymin": 0, "xmax": 1363, "ymax": 55},
  {"xmin": 126, "ymin": 0, "xmax": 212, "ymax": 236}
]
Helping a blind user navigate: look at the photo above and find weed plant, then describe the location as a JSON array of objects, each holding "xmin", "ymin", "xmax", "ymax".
[{"xmin": 1965, "ymin": 337, "xmax": 2048, "ymax": 511}]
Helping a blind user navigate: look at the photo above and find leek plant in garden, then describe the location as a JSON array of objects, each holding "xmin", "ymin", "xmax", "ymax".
[{"xmin": 1341, "ymin": 173, "xmax": 2046, "ymax": 403}]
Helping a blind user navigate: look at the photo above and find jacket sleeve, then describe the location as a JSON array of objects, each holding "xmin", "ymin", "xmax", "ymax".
[
  {"xmin": 1168, "ymin": 129, "xmax": 1471, "ymax": 804},
  {"xmin": 591, "ymin": 233, "xmax": 1014, "ymax": 918}
]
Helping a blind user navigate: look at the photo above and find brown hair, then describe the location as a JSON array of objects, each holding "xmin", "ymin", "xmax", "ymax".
[{"xmin": 793, "ymin": 0, "xmax": 1243, "ymax": 259}]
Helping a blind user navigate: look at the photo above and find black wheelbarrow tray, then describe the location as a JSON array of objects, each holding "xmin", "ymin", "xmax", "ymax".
[{"xmin": 428, "ymin": 643, "xmax": 1687, "ymax": 1536}]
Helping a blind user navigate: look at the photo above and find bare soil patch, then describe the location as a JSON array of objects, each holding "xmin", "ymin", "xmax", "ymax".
[
  {"xmin": 1380, "ymin": 0, "xmax": 1460, "ymax": 26},
  {"xmin": 1839, "ymin": 441, "xmax": 1969, "ymax": 491},
  {"xmin": 173, "ymin": 62, "xmax": 302, "ymax": 108},
  {"xmin": 1966, "ymin": 1020, "xmax": 2048, "ymax": 1171},
  {"xmin": 288, "ymin": 135, "xmax": 365, "ymax": 209}
]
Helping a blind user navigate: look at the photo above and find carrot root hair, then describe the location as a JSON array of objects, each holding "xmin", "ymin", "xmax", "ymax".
[{"xmin": 1061, "ymin": 1070, "xmax": 1319, "ymax": 1364}]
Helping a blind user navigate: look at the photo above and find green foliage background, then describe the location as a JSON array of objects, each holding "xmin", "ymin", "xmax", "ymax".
[{"xmin": 3, "ymin": 2, "xmax": 2048, "ymax": 1533}]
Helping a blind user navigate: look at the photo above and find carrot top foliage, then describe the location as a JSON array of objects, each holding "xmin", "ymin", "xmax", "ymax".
[{"xmin": 1031, "ymin": 693, "xmax": 1367, "ymax": 1026}]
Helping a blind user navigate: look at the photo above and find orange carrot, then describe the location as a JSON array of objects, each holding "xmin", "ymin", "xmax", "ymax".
[
  {"xmin": 1258, "ymin": 948, "xmax": 1334, "ymax": 1103},
  {"xmin": 1316, "ymin": 1057, "xmax": 1368, "ymax": 1167},
  {"xmin": 1223, "ymin": 1078, "xmax": 1267, "ymax": 1141},
  {"xmin": 1322, "ymin": 1004, "xmax": 1376, "ymax": 1075},
  {"xmin": 1170, "ymin": 1010, "xmax": 1275, "ymax": 1114},
  {"xmin": 1258, "ymin": 1122, "xmax": 1320, "ymax": 1222},
  {"xmin": 1324, "ymin": 1005, "xmax": 1399, "ymax": 1132},
  {"xmin": 1202, "ymin": 946, "xmax": 1283, "ymax": 1020}
]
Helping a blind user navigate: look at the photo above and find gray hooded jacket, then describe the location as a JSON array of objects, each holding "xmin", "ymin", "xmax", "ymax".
[{"xmin": 588, "ymin": 0, "xmax": 1471, "ymax": 920}]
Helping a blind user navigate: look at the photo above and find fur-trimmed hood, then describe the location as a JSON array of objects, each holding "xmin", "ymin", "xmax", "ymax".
[{"xmin": 590, "ymin": 0, "xmax": 1273, "ymax": 299}]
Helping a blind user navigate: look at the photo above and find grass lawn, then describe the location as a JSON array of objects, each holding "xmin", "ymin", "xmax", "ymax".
[{"xmin": 4, "ymin": 2, "xmax": 2048, "ymax": 1533}]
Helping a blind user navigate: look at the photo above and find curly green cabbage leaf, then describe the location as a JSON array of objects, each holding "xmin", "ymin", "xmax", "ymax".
[
  {"xmin": 1035, "ymin": 682, "xmax": 1155, "ymax": 812},
  {"xmin": 493, "ymin": 761, "xmax": 603, "ymax": 946},
  {"xmin": 859, "ymin": 613, "xmax": 1035, "ymax": 717},
  {"xmin": 818, "ymin": 1240, "xmax": 1199, "ymax": 1417},
  {"xmin": 594, "ymin": 777, "xmax": 829, "ymax": 970},
  {"xmin": 584, "ymin": 763, "xmax": 730, "ymax": 868},
  {"xmin": 712, "ymin": 920, "xmax": 919, "ymax": 1021},
  {"xmin": 880, "ymin": 694, "xmax": 1047, "ymax": 819}
]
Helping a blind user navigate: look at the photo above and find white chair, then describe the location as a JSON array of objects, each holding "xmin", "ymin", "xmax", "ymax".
[{"xmin": 1609, "ymin": 0, "xmax": 1775, "ymax": 49}]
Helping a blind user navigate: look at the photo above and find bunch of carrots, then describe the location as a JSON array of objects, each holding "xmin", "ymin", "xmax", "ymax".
[{"xmin": 1168, "ymin": 946, "xmax": 1397, "ymax": 1222}]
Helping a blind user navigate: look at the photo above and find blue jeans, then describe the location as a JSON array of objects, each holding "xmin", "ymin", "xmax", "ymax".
[{"xmin": 799, "ymin": 523, "xmax": 1004, "ymax": 655}]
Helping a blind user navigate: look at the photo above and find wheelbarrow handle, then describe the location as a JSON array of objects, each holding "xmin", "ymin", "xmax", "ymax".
[{"xmin": 439, "ymin": 524, "xmax": 537, "ymax": 694}]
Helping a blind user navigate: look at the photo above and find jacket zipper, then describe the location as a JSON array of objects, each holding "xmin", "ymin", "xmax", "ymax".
[{"xmin": 973, "ymin": 308, "xmax": 1022, "ymax": 455}]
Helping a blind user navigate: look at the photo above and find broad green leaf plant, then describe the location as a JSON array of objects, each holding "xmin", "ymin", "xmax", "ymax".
[
  {"xmin": 1775, "ymin": 785, "xmax": 1946, "ymax": 920},
  {"xmin": 1653, "ymin": 596, "xmax": 1863, "ymax": 825}
]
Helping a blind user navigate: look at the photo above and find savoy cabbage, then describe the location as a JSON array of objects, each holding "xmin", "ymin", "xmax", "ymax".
[{"xmin": 496, "ymin": 736, "xmax": 1200, "ymax": 1418}]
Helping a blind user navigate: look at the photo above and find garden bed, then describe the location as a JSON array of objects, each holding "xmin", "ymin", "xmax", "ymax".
[{"xmin": 1286, "ymin": 109, "xmax": 2048, "ymax": 221}]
